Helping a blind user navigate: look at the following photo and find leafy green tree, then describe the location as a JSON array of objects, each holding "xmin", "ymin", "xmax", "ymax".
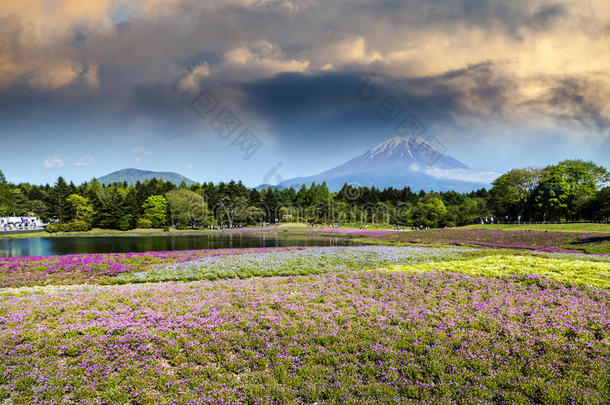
[
  {"xmin": 489, "ymin": 168, "xmax": 542, "ymax": 220},
  {"xmin": 0, "ymin": 170, "xmax": 6, "ymax": 183},
  {"xmin": 66, "ymin": 194, "xmax": 94, "ymax": 225},
  {"xmin": 166, "ymin": 189, "xmax": 208, "ymax": 228},
  {"xmin": 392, "ymin": 202, "xmax": 413, "ymax": 226},
  {"xmin": 534, "ymin": 166, "xmax": 570, "ymax": 221},
  {"xmin": 27, "ymin": 200, "xmax": 48, "ymax": 220},
  {"xmin": 261, "ymin": 188, "xmax": 280, "ymax": 223},
  {"xmin": 140, "ymin": 195, "xmax": 168, "ymax": 228},
  {"xmin": 247, "ymin": 188, "xmax": 261, "ymax": 206},
  {"xmin": 585, "ymin": 187, "xmax": 610, "ymax": 221},
  {"xmin": 555, "ymin": 160, "xmax": 609, "ymax": 220},
  {"xmin": 214, "ymin": 195, "xmax": 251, "ymax": 226},
  {"xmin": 411, "ymin": 198, "xmax": 447, "ymax": 228},
  {"xmin": 447, "ymin": 198, "xmax": 481, "ymax": 226},
  {"xmin": 0, "ymin": 183, "xmax": 13, "ymax": 216}
]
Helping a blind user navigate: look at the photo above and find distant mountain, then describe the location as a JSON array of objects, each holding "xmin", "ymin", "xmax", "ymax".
[
  {"xmin": 97, "ymin": 169, "xmax": 196, "ymax": 186},
  {"xmin": 265, "ymin": 136, "xmax": 493, "ymax": 192}
]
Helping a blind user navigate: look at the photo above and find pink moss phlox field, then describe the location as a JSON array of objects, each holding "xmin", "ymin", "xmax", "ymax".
[
  {"xmin": 0, "ymin": 247, "xmax": 309, "ymax": 288},
  {"xmin": 1, "ymin": 271, "xmax": 608, "ymax": 404},
  {"xmin": 395, "ymin": 228, "xmax": 608, "ymax": 252}
]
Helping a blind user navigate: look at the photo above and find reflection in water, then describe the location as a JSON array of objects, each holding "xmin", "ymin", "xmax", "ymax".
[{"xmin": 0, "ymin": 233, "xmax": 353, "ymax": 258}]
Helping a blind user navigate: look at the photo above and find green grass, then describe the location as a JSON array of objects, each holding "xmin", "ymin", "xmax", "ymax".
[{"xmin": 463, "ymin": 223, "xmax": 610, "ymax": 233}]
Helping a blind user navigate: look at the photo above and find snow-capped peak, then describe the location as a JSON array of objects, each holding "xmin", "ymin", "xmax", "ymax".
[
  {"xmin": 357, "ymin": 135, "xmax": 469, "ymax": 170},
  {"xmin": 367, "ymin": 136, "xmax": 412, "ymax": 159}
]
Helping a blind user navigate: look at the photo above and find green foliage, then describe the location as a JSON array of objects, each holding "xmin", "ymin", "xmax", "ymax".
[
  {"xmin": 586, "ymin": 186, "xmax": 610, "ymax": 221},
  {"xmin": 66, "ymin": 194, "xmax": 94, "ymax": 225},
  {"xmin": 46, "ymin": 177, "xmax": 72, "ymax": 222},
  {"xmin": 0, "ymin": 182, "xmax": 14, "ymax": 216},
  {"xmin": 412, "ymin": 198, "xmax": 447, "ymax": 228},
  {"xmin": 140, "ymin": 195, "xmax": 168, "ymax": 228},
  {"xmin": 10, "ymin": 189, "xmax": 29, "ymax": 216},
  {"xmin": 489, "ymin": 168, "xmax": 542, "ymax": 219},
  {"xmin": 534, "ymin": 166, "xmax": 570, "ymax": 220},
  {"xmin": 92, "ymin": 187, "xmax": 129, "ymax": 229},
  {"xmin": 0, "ymin": 159, "xmax": 607, "ymax": 231},
  {"xmin": 45, "ymin": 221, "xmax": 91, "ymax": 233},
  {"xmin": 489, "ymin": 161, "xmax": 609, "ymax": 222},
  {"xmin": 446, "ymin": 198, "xmax": 481, "ymax": 226},
  {"xmin": 166, "ymin": 189, "xmax": 207, "ymax": 229},
  {"xmin": 555, "ymin": 160, "xmax": 609, "ymax": 220},
  {"xmin": 136, "ymin": 218, "xmax": 153, "ymax": 229}
]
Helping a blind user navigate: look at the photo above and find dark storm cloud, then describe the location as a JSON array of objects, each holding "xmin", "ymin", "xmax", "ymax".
[
  {"xmin": 542, "ymin": 77, "xmax": 610, "ymax": 131},
  {"xmin": 237, "ymin": 62, "xmax": 609, "ymax": 154},
  {"xmin": 354, "ymin": 0, "xmax": 568, "ymax": 36},
  {"xmin": 238, "ymin": 63, "xmax": 512, "ymax": 141},
  {"xmin": 0, "ymin": 0, "xmax": 608, "ymax": 150}
]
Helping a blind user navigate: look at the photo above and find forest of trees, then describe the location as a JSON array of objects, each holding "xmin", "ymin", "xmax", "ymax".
[{"xmin": 0, "ymin": 159, "xmax": 608, "ymax": 231}]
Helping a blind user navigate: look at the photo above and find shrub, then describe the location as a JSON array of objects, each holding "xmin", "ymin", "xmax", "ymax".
[
  {"xmin": 118, "ymin": 216, "xmax": 133, "ymax": 231},
  {"xmin": 45, "ymin": 224, "xmax": 60, "ymax": 233},
  {"xmin": 137, "ymin": 218, "xmax": 153, "ymax": 229},
  {"xmin": 45, "ymin": 221, "xmax": 91, "ymax": 233},
  {"xmin": 61, "ymin": 221, "xmax": 91, "ymax": 232}
]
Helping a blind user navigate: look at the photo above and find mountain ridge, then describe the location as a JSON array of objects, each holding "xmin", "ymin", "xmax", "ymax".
[{"xmin": 97, "ymin": 168, "xmax": 196, "ymax": 186}]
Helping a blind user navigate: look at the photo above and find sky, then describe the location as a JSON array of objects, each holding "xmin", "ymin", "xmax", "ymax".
[{"xmin": 0, "ymin": 0, "xmax": 609, "ymax": 187}]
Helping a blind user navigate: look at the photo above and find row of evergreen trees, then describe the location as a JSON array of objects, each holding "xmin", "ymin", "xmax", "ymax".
[
  {"xmin": 0, "ymin": 158, "xmax": 608, "ymax": 230},
  {"xmin": 0, "ymin": 174, "xmax": 489, "ymax": 229}
]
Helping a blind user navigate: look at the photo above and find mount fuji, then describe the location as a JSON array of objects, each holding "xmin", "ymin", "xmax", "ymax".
[{"xmin": 265, "ymin": 136, "xmax": 496, "ymax": 192}]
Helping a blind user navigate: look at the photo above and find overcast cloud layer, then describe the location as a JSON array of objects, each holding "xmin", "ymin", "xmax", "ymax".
[{"xmin": 1, "ymin": 0, "xmax": 609, "ymax": 185}]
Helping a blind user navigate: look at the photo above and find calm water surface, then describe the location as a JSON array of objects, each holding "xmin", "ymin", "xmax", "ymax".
[{"xmin": 0, "ymin": 233, "xmax": 354, "ymax": 258}]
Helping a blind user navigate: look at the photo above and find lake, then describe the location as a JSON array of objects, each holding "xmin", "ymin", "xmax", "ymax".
[{"xmin": 0, "ymin": 233, "xmax": 354, "ymax": 258}]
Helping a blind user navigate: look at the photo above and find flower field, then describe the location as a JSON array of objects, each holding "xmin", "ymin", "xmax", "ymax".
[
  {"xmin": 0, "ymin": 248, "xmax": 309, "ymax": 288},
  {"xmin": 1, "ymin": 268, "xmax": 608, "ymax": 404},
  {"xmin": 389, "ymin": 254, "xmax": 610, "ymax": 289},
  {"xmin": 1, "ymin": 245, "xmax": 609, "ymax": 404},
  {"xmin": 376, "ymin": 228, "xmax": 610, "ymax": 255},
  {"xmin": 116, "ymin": 246, "xmax": 469, "ymax": 284}
]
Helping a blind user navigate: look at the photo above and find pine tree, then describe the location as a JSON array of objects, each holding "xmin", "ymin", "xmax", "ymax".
[{"xmin": 46, "ymin": 177, "xmax": 71, "ymax": 222}]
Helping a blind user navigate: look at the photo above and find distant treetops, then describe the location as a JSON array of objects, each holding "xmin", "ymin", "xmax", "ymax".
[{"xmin": 0, "ymin": 159, "xmax": 608, "ymax": 231}]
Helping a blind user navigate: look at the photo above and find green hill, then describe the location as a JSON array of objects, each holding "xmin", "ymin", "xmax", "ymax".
[{"xmin": 97, "ymin": 168, "xmax": 196, "ymax": 186}]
